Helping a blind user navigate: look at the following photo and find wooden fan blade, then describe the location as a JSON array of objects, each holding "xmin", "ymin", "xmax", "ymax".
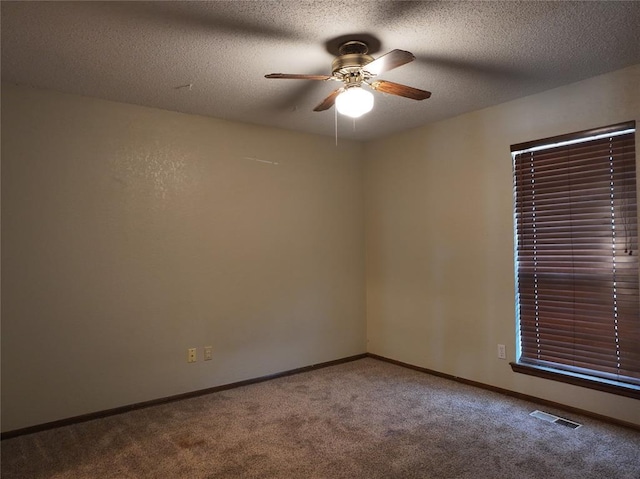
[
  {"xmin": 369, "ymin": 80, "xmax": 431, "ymax": 100},
  {"xmin": 313, "ymin": 88, "xmax": 342, "ymax": 112},
  {"xmin": 364, "ymin": 49, "xmax": 415, "ymax": 76},
  {"xmin": 265, "ymin": 73, "xmax": 333, "ymax": 81}
]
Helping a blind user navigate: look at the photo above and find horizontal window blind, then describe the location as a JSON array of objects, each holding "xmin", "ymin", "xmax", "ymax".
[{"xmin": 512, "ymin": 122, "xmax": 639, "ymax": 387}]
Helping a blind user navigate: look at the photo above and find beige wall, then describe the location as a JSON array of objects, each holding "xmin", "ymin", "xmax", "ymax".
[
  {"xmin": 364, "ymin": 64, "xmax": 640, "ymax": 426},
  {"xmin": 2, "ymin": 64, "xmax": 639, "ymax": 433},
  {"xmin": 1, "ymin": 84, "xmax": 366, "ymax": 432}
]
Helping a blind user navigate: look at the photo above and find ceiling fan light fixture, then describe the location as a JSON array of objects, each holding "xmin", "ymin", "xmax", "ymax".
[{"xmin": 335, "ymin": 87, "xmax": 374, "ymax": 118}]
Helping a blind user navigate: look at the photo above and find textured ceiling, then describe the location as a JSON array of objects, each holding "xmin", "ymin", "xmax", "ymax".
[{"xmin": 2, "ymin": 1, "xmax": 640, "ymax": 141}]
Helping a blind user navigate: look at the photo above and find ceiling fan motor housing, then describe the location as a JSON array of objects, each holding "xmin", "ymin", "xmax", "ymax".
[{"xmin": 332, "ymin": 41, "xmax": 374, "ymax": 84}]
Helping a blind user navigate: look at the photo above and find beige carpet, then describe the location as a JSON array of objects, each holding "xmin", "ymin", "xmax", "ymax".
[{"xmin": 2, "ymin": 358, "xmax": 639, "ymax": 478}]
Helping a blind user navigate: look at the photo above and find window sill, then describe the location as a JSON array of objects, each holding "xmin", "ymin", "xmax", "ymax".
[{"xmin": 510, "ymin": 362, "xmax": 640, "ymax": 400}]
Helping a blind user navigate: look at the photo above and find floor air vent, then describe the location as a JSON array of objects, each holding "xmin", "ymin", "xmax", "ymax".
[{"xmin": 530, "ymin": 410, "xmax": 582, "ymax": 429}]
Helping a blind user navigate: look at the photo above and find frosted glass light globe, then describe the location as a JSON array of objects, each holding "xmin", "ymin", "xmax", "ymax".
[{"xmin": 335, "ymin": 87, "xmax": 374, "ymax": 118}]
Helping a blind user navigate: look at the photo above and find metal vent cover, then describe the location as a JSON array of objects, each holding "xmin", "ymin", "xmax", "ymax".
[{"xmin": 530, "ymin": 410, "xmax": 582, "ymax": 429}]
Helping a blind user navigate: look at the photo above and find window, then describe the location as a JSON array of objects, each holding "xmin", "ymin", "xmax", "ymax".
[{"xmin": 511, "ymin": 121, "xmax": 640, "ymax": 399}]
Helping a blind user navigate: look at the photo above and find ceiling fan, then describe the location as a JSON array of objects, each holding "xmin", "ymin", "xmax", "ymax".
[{"xmin": 265, "ymin": 40, "xmax": 431, "ymax": 118}]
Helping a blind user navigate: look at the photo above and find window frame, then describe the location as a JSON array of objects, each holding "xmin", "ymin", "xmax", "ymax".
[{"xmin": 510, "ymin": 121, "xmax": 640, "ymax": 399}]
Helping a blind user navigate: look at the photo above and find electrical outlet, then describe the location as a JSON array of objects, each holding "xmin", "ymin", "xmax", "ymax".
[
  {"xmin": 188, "ymin": 348, "xmax": 197, "ymax": 363},
  {"xmin": 498, "ymin": 344, "xmax": 506, "ymax": 360},
  {"xmin": 204, "ymin": 346, "xmax": 213, "ymax": 361}
]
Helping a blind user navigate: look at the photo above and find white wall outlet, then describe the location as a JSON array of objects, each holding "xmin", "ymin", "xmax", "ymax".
[
  {"xmin": 188, "ymin": 348, "xmax": 197, "ymax": 363},
  {"xmin": 204, "ymin": 346, "xmax": 213, "ymax": 361},
  {"xmin": 498, "ymin": 344, "xmax": 506, "ymax": 360}
]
